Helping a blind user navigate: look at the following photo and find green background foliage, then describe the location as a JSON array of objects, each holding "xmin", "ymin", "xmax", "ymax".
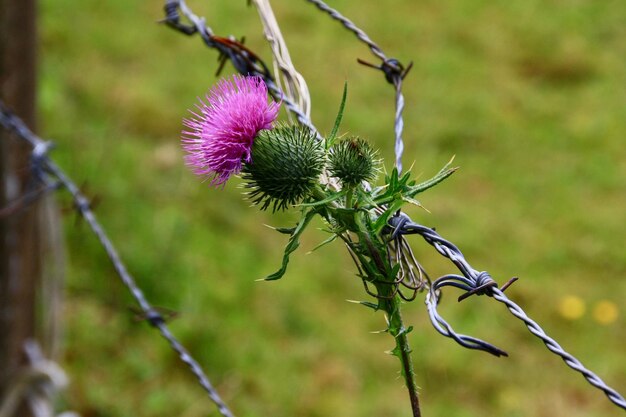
[{"xmin": 39, "ymin": 0, "xmax": 625, "ymax": 416}]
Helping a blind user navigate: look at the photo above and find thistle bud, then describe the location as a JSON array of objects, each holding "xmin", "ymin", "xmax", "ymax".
[
  {"xmin": 242, "ymin": 124, "xmax": 326, "ymax": 211},
  {"xmin": 328, "ymin": 137, "xmax": 379, "ymax": 187}
]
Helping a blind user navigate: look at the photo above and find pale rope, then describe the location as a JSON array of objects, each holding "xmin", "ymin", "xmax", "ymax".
[
  {"xmin": 250, "ymin": 0, "xmax": 312, "ymax": 122},
  {"xmin": 251, "ymin": 0, "xmax": 341, "ymax": 190},
  {"xmin": 0, "ymin": 341, "xmax": 80, "ymax": 417}
]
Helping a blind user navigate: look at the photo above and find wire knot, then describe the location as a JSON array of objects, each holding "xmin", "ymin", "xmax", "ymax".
[
  {"xmin": 29, "ymin": 141, "xmax": 53, "ymax": 182},
  {"xmin": 130, "ymin": 306, "xmax": 178, "ymax": 327},
  {"xmin": 458, "ymin": 271, "xmax": 497, "ymax": 302},
  {"xmin": 160, "ymin": 0, "xmax": 197, "ymax": 35},
  {"xmin": 142, "ymin": 308, "xmax": 166, "ymax": 327},
  {"xmin": 357, "ymin": 57, "xmax": 413, "ymax": 84}
]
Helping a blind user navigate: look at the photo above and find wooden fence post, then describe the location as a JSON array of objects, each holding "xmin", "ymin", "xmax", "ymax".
[{"xmin": 0, "ymin": 1, "xmax": 64, "ymax": 415}]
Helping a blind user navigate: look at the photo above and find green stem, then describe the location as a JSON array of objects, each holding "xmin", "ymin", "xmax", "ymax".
[
  {"xmin": 358, "ymin": 229, "xmax": 422, "ymax": 417},
  {"xmin": 345, "ymin": 186, "xmax": 354, "ymax": 208},
  {"xmin": 384, "ymin": 296, "xmax": 422, "ymax": 417},
  {"xmin": 330, "ymin": 188, "xmax": 422, "ymax": 416}
]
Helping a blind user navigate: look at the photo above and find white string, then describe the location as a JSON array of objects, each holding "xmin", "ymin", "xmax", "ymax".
[
  {"xmin": 250, "ymin": 0, "xmax": 312, "ymax": 121},
  {"xmin": 0, "ymin": 341, "xmax": 80, "ymax": 417},
  {"xmin": 249, "ymin": 0, "xmax": 345, "ymax": 190}
]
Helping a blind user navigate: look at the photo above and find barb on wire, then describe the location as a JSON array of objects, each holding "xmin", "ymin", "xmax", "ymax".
[
  {"xmin": 0, "ymin": 101, "xmax": 236, "ymax": 417},
  {"xmin": 0, "ymin": 181, "xmax": 60, "ymax": 217},
  {"xmin": 386, "ymin": 211, "xmax": 626, "ymax": 411}
]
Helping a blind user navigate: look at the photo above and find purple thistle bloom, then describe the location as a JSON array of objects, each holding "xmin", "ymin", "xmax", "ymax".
[{"xmin": 182, "ymin": 75, "xmax": 280, "ymax": 186}]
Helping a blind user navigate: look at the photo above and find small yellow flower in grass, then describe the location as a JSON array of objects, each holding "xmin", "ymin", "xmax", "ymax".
[
  {"xmin": 557, "ymin": 295, "xmax": 586, "ymax": 320},
  {"xmin": 592, "ymin": 300, "xmax": 618, "ymax": 325}
]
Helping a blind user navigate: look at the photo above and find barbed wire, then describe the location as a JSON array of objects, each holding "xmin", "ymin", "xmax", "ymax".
[
  {"xmin": 162, "ymin": 0, "xmax": 320, "ymax": 138},
  {"xmin": 0, "ymin": 101, "xmax": 236, "ymax": 417},
  {"xmin": 2, "ymin": 0, "xmax": 623, "ymax": 415},
  {"xmin": 386, "ymin": 212, "xmax": 626, "ymax": 410},
  {"xmin": 306, "ymin": 2, "xmax": 625, "ymax": 407},
  {"xmin": 304, "ymin": 0, "xmax": 412, "ymax": 173},
  {"xmin": 162, "ymin": 1, "xmax": 626, "ymax": 411}
]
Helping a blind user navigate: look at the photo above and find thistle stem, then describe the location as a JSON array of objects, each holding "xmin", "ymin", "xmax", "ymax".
[
  {"xmin": 384, "ymin": 297, "xmax": 421, "ymax": 417},
  {"xmin": 358, "ymin": 230, "xmax": 422, "ymax": 417},
  {"xmin": 345, "ymin": 186, "xmax": 354, "ymax": 208}
]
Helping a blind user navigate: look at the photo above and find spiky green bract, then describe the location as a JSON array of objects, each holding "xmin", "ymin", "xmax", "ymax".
[
  {"xmin": 329, "ymin": 136, "xmax": 379, "ymax": 187},
  {"xmin": 325, "ymin": 82, "xmax": 348, "ymax": 150},
  {"xmin": 242, "ymin": 124, "xmax": 326, "ymax": 212}
]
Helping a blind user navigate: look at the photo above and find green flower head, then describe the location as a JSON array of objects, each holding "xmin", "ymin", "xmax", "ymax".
[
  {"xmin": 329, "ymin": 136, "xmax": 379, "ymax": 187},
  {"xmin": 242, "ymin": 124, "xmax": 326, "ymax": 212}
]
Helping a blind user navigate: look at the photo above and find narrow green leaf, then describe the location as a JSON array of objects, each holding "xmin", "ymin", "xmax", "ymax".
[
  {"xmin": 264, "ymin": 209, "xmax": 316, "ymax": 280},
  {"xmin": 308, "ymin": 234, "xmax": 337, "ymax": 253},
  {"xmin": 355, "ymin": 187, "xmax": 377, "ymax": 208},
  {"xmin": 273, "ymin": 226, "xmax": 296, "ymax": 235},
  {"xmin": 346, "ymin": 300, "xmax": 380, "ymax": 311},
  {"xmin": 407, "ymin": 156, "xmax": 458, "ymax": 197},
  {"xmin": 388, "ymin": 168, "xmax": 399, "ymax": 188},
  {"xmin": 326, "ymin": 82, "xmax": 348, "ymax": 149},
  {"xmin": 372, "ymin": 198, "xmax": 405, "ymax": 234},
  {"xmin": 401, "ymin": 196, "xmax": 426, "ymax": 210},
  {"xmin": 389, "ymin": 345, "xmax": 402, "ymax": 358},
  {"xmin": 369, "ymin": 184, "xmax": 388, "ymax": 199},
  {"xmin": 390, "ymin": 262, "xmax": 401, "ymax": 279},
  {"xmin": 299, "ymin": 189, "xmax": 346, "ymax": 207},
  {"xmin": 398, "ymin": 170, "xmax": 412, "ymax": 186}
]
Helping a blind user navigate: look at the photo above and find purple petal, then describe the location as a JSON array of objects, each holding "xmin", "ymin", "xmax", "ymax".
[{"xmin": 181, "ymin": 75, "xmax": 280, "ymax": 186}]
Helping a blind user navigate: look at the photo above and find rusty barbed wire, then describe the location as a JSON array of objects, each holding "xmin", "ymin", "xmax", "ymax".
[
  {"xmin": 386, "ymin": 212, "xmax": 626, "ymax": 410},
  {"xmin": 0, "ymin": 101, "xmax": 236, "ymax": 417},
  {"xmin": 162, "ymin": 0, "xmax": 320, "ymax": 138}
]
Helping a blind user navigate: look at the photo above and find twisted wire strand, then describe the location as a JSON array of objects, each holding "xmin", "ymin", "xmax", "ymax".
[
  {"xmin": 304, "ymin": 0, "xmax": 387, "ymax": 61},
  {"xmin": 491, "ymin": 288, "xmax": 626, "ymax": 410},
  {"xmin": 385, "ymin": 235, "xmax": 429, "ymax": 302},
  {"xmin": 394, "ymin": 77, "xmax": 404, "ymax": 174},
  {"xmin": 388, "ymin": 212, "xmax": 626, "ymax": 411},
  {"xmin": 303, "ymin": 0, "xmax": 408, "ymax": 173},
  {"xmin": 0, "ymin": 101, "xmax": 236, "ymax": 417},
  {"xmin": 393, "ymin": 77, "xmax": 405, "ymax": 174},
  {"xmin": 265, "ymin": 79, "xmax": 320, "ymax": 138}
]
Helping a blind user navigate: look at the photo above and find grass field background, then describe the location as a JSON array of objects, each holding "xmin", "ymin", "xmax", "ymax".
[{"xmin": 38, "ymin": 0, "xmax": 625, "ymax": 416}]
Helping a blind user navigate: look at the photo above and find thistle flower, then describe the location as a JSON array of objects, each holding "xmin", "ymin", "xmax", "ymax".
[
  {"xmin": 242, "ymin": 124, "xmax": 326, "ymax": 212},
  {"xmin": 182, "ymin": 75, "xmax": 280, "ymax": 186}
]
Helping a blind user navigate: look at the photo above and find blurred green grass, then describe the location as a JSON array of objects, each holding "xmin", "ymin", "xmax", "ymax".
[{"xmin": 38, "ymin": 0, "xmax": 625, "ymax": 416}]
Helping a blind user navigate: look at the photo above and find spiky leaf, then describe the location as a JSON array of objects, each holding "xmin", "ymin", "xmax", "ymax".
[{"xmin": 264, "ymin": 208, "xmax": 316, "ymax": 280}]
